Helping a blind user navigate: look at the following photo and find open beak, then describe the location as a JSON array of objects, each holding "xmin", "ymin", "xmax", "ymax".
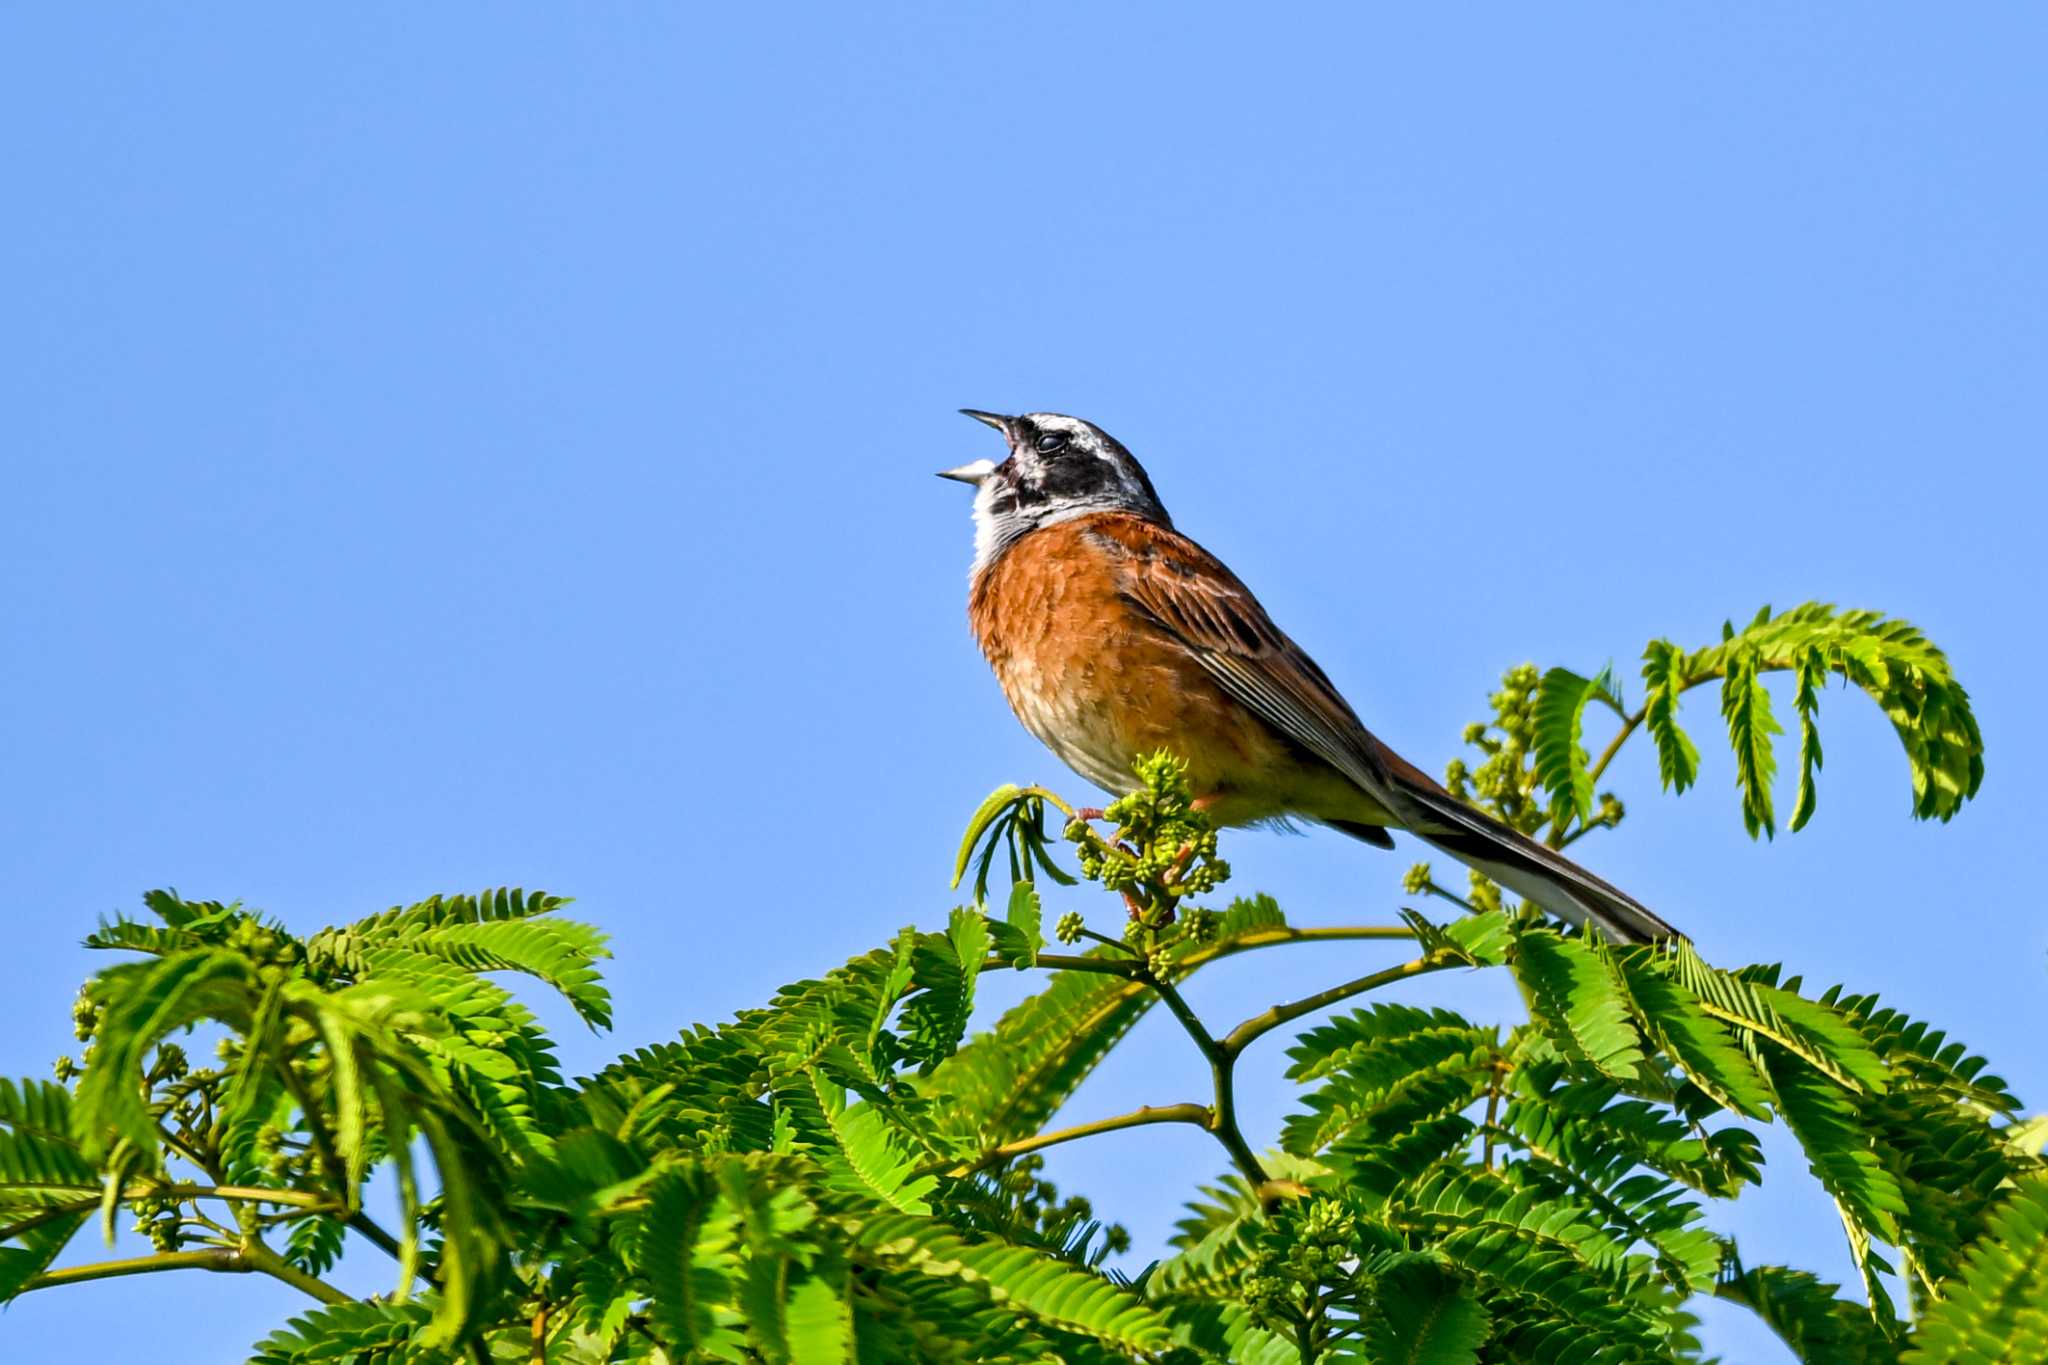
[
  {"xmin": 936, "ymin": 458, "xmax": 997, "ymax": 485},
  {"xmin": 939, "ymin": 409, "xmax": 1013, "ymax": 483},
  {"xmin": 958, "ymin": 408, "xmax": 1011, "ymax": 433}
]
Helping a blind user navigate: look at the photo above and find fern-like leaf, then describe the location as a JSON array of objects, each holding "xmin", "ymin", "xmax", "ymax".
[
  {"xmin": 858, "ymin": 1213, "xmax": 1176, "ymax": 1351},
  {"xmin": 1508, "ymin": 929, "xmax": 1645, "ymax": 1083},
  {"xmin": 1901, "ymin": 1175, "xmax": 2048, "ymax": 1364}
]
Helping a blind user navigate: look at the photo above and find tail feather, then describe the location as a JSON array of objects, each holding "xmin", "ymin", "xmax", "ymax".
[{"xmin": 1383, "ymin": 784, "xmax": 1680, "ymax": 944}]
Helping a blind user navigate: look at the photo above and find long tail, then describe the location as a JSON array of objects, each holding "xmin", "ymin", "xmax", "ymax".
[{"xmin": 1372, "ymin": 776, "xmax": 1681, "ymax": 945}]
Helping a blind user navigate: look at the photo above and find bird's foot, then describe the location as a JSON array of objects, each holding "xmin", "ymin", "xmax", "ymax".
[{"xmin": 1075, "ymin": 806, "xmax": 1106, "ymax": 823}]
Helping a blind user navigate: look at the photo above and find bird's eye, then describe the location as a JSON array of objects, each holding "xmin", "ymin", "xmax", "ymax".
[{"xmin": 1035, "ymin": 432, "xmax": 1068, "ymax": 453}]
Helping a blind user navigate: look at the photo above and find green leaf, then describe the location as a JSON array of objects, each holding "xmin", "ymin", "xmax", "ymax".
[
  {"xmin": 1717, "ymin": 1261, "xmax": 1896, "ymax": 1365},
  {"xmin": 1532, "ymin": 667, "xmax": 1603, "ymax": 829},
  {"xmin": 1790, "ymin": 646, "xmax": 1826, "ymax": 832},
  {"xmin": 397, "ymin": 917, "xmax": 612, "ymax": 1030},
  {"xmin": 0, "ymin": 1209, "xmax": 88, "ymax": 1303},
  {"xmin": 952, "ymin": 785, "xmax": 1026, "ymax": 891},
  {"xmin": 783, "ymin": 1263, "xmax": 855, "ymax": 1365},
  {"xmin": 1364, "ymin": 1254, "xmax": 1491, "ymax": 1364},
  {"xmin": 859, "ymin": 1213, "xmax": 1176, "ymax": 1351},
  {"xmin": 807, "ymin": 1071, "xmax": 936, "ymax": 1214},
  {"xmin": 900, "ymin": 909, "xmax": 988, "ymax": 1071},
  {"xmin": 286, "ymin": 1214, "xmax": 348, "ymax": 1277},
  {"xmin": 74, "ymin": 948, "xmax": 253, "ymax": 1165},
  {"xmin": 1762, "ymin": 1045, "xmax": 1906, "ymax": 1318},
  {"xmin": 1721, "ymin": 646, "xmax": 1783, "ymax": 839},
  {"xmin": 1640, "ymin": 639, "xmax": 1701, "ymax": 796},
  {"xmin": 1902, "ymin": 1176, "xmax": 2048, "ymax": 1364},
  {"xmin": 1004, "ymin": 881, "xmax": 1042, "ymax": 968},
  {"xmin": 247, "ymin": 1300, "xmax": 437, "ymax": 1364},
  {"xmin": 1612, "ymin": 954, "xmax": 1776, "ymax": 1120},
  {"xmin": 1508, "ymin": 929, "xmax": 1645, "ymax": 1082},
  {"xmin": 923, "ymin": 958, "xmax": 1152, "ymax": 1146}
]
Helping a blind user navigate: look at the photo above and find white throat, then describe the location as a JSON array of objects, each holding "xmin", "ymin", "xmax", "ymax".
[{"xmin": 967, "ymin": 483, "xmax": 1102, "ymax": 579}]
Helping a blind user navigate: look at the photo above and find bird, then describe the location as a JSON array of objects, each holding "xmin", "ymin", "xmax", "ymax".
[{"xmin": 939, "ymin": 409, "xmax": 1678, "ymax": 944}]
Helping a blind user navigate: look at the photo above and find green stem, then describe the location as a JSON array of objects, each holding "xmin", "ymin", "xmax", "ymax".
[
  {"xmin": 23, "ymin": 1238, "xmax": 350, "ymax": 1306},
  {"xmin": 1146, "ymin": 973, "xmax": 1270, "ymax": 1186},
  {"xmin": 242, "ymin": 1236, "xmax": 353, "ymax": 1304},
  {"xmin": 1585, "ymin": 709, "xmax": 1644, "ymax": 788},
  {"xmin": 979, "ymin": 924, "xmax": 1415, "ymax": 980},
  {"xmin": 0, "ymin": 1180, "xmax": 333, "ymax": 1210},
  {"xmin": 979, "ymin": 951, "xmax": 1135, "ymax": 976},
  {"xmin": 1221, "ymin": 954, "xmax": 1463, "ymax": 1060},
  {"xmin": 938, "ymin": 1103, "xmax": 1212, "ymax": 1176}
]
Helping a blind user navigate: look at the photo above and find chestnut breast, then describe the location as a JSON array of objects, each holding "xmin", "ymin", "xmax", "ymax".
[{"xmin": 966, "ymin": 513, "xmax": 1295, "ymax": 802}]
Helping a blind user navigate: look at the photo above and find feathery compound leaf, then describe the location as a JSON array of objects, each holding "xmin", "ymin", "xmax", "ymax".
[
  {"xmin": 1720, "ymin": 647, "xmax": 1783, "ymax": 839},
  {"xmin": 1790, "ymin": 646, "xmax": 1827, "ymax": 833},
  {"xmin": 1672, "ymin": 945, "xmax": 1887, "ymax": 1095},
  {"xmin": 1640, "ymin": 639, "xmax": 1702, "ymax": 796},
  {"xmin": 398, "ymin": 918, "xmax": 612, "ymax": 1029},
  {"xmin": 1646, "ymin": 604, "xmax": 1983, "ymax": 830},
  {"xmin": 781, "ymin": 1263, "xmax": 855, "ymax": 1364},
  {"xmin": 1363, "ymin": 1254, "xmax": 1491, "ymax": 1365},
  {"xmin": 1761, "ymin": 1045, "xmax": 1906, "ymax": 1315},
  {"xmin": 807, "ymin": 1070, "xmax": 936, "ymax": 1214},
  {"xmin": 858, "ymin": 1213, "xmax": 1176, "ymax": 1351},
  {"xmin": 0, "ymin": 1207, "xmax": 89, "ymax": 1304},
  {"xmin": 74, "ymin": 948, "xmax": 253, "ymax": 1164},
  {"xmin": 900, "ymin": 908, "xmax": 989, "ymax": 1071},
  {"xmin": 1716, "ymin": 1262, "xmax": 1895, "ymax": 1365},
  {"xmin": 1532, "ymin": 667, "xmax": 1606, "ymax": 830},
  {"xmin": 923, "ymin": 956, "xmax": 1152, "ymax": 1145},
  {"xmin": 1004, "ymin": 879, "xmax": 1042, "ymax": 967},
  {"xmin": 1901, "ymin": 1175, "xmax": 2048, "ymax": 1364},
  {"xmin": 1508, "ymin": 930, "xmax": 1644, "ymax": 1083},
  {"xmin": 1611, "ymin": 953, "xmax": 1775, "ymax": 1120},
  {"xmin": 0, "ymin": 1078, "xmax": 95, "ymax": 1189},
  {"xmin": 247, "ymin": 1300, "xmax": 438, "ymax": 1364},
  {"xmin": 340, "ymin": 887, "xmax": 571, "ymax": 940}
]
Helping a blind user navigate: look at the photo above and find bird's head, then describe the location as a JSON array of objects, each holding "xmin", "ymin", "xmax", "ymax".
[{"xmin": 939, "ymin": 410, "xmax": 1170, "ymax": 573}]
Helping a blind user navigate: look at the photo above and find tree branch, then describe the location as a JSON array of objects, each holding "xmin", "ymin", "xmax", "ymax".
[
  {"xmin": 22, "ymin": 1237, "xmax": 351, "ymax": 1306},
  {"xmin": 0, "ymin": 1180, "xmax": 333, "ymax": 1211},
  {"xmin": 1145, "ymin": 973, "xmax": 1269, "ymax": 1186}
]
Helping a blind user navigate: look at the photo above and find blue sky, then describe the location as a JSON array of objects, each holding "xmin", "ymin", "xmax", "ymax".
[{"xmin": 5, "ymin": 6, "xmax": 2044, "ymax": 1360}]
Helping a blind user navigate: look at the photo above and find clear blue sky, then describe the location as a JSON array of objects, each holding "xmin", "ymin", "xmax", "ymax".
[{"xmin": 5, "ymin": 7, "xmax": 2044, "ymax": 1361}]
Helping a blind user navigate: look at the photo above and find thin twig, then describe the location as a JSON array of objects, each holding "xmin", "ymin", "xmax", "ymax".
[
  {"xmin": 0, "ymin": 1180, "xmax": 333, "ymax": 1210},
  {"xmin": 23, "ymin": 1239, "xmax": 351, "ymax": 1306},
  {"xmin": 1585, "ymin": 710, "xmax": 1644, "ymax": 787},
  {"xmin": 934, "ymin": 1103, "xmax": 1212, "ymax": 1176},
  {"xmin": 1221, "ymin": 954, "xmax": 1464, "ymax": 1060},
  {"xmin": 1146, "ymin": 973, "xmax": 1269, "ymax": 1186},
  {"xmin": 978, "ymin": 951, "xmax": 1136, "ymax": 976}
]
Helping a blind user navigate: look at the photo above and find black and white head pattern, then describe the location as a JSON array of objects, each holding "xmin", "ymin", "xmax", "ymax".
[{"xmin": 951, "ymin": 412, "xmax": 1171, "ymax": 575}]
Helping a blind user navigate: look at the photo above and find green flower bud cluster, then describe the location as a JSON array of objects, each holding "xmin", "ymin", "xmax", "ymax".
[
  {"xmin": 1054, "ymin": 911, "xmax": 1085, "ymax": 945},
  {"xmin": 1179, "ymin": 906, "xmax": 1219, "ymax": 944},
  {"xmin": 228, "ymin": 917, "xmax": 308, "ymax": 981},
  {"xmin": 52, "ymin": 1054, "xmax": 79, "ymax": 1083},
  {"xmin": 71, "ymin": 987, "xmax": 100, "ymax": 1042},
  {"xmin": 1239, "ymin": 1196, "xmax": 1365, "ymax": 1332},
  {"xmin": 127, "ymin": 1194, "xmax": 185, "ymax": 1253},
  {"xmin": 1402, "ymin": 862, "xmax": 1433, "ymax": 896},
  {"xmin": 1066, "ymin": 752, "xmax": 1232, "ymax": 921},
  {"xmin": 1468, "ymin": 870, "xmax": 1504, "ymax": 914},
  {"xmin": 1284, "ymin": 1197, "xmax": 1359, "ymax": 1279},
  {"xmin": 146, "ymin": 1042, "xmax": 190, "ymax": 1085},
  {"xmin": 1446, "ymin": 663, "xmax": 1547, "ymax": 834}
]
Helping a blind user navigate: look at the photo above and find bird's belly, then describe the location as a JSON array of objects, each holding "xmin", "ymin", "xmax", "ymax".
[{"xmin": 987, "ymin": 627, "xmax": 1326, "ymax": 819}]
